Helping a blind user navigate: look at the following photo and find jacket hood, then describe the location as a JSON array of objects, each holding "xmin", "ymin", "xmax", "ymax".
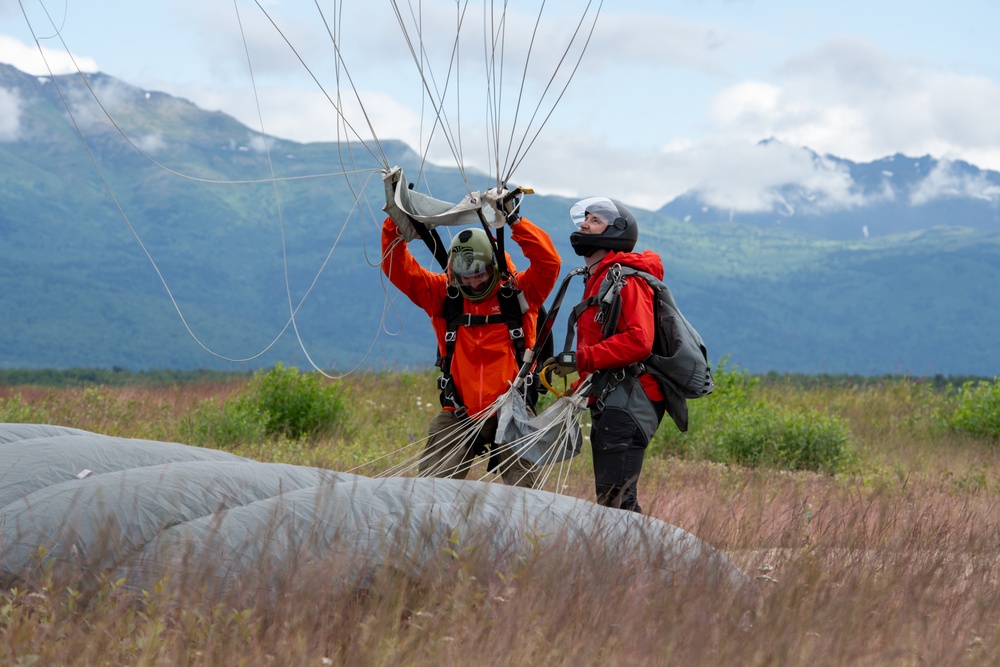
[{"xmin": 589, "ymin": 249, "xmax": 664, "ymax": 282}]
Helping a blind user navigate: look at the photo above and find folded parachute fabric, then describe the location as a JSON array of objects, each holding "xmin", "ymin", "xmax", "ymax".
[
  {"xmin": 0, "ymin": 423, "xmax": 751, "ymax": 598},
  {"xmin": 382, "ymin": 166, "xmax": 504, "ymax": 242}
]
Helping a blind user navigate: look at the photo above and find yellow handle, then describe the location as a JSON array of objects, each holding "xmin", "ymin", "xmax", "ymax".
[{"xmin": 539, "ymin": 363, "xmax": 566, "ymax": 398}]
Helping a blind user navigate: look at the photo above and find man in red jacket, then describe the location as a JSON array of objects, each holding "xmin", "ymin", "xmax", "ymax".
[
  {"xmin": 548, "ymin": 197, "xmax": 667, "ymax": 512},
  {"xmin": 381, "ymin": 208, "xmax": 560, "ymax": 487}
]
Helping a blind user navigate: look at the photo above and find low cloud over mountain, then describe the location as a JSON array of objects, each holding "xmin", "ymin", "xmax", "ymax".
[{"xmin": 659, "ymin": 142, "xmax": 1000, "ymax": 239}]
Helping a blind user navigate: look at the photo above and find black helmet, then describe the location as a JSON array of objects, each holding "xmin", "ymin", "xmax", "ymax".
[
  {"xmin": 568, "ymin": 196, "xmax": 638, "ymax": 257},
  {"xmin": 447, "ymin": 228, "xmax": 499, "ymax": 301}
]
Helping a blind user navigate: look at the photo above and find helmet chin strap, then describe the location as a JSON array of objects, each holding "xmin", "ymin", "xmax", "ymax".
[{"xmin": 569, "ymin": 231, "xmax": 603, "ymax": 257}]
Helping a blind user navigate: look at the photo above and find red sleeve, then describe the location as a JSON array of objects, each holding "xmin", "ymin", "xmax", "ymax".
[{"xmin": 575, "ymin": 276, "xmax": 656, "ymax": 373}]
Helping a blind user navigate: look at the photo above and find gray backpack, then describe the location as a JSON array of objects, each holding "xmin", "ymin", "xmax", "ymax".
[{"xmin": 568, "ymin": 264, "xmax": 714, "ymax": 432}]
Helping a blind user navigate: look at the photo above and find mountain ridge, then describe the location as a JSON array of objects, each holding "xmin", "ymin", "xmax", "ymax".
[{"xmin": 658, "ymin": 143, "xmax": 1000, "ymax": 240}]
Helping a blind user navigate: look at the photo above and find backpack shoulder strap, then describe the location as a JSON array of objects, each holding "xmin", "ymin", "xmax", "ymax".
[{"xmin": 593, "ymin": 264, "xmax": 643, "ymax": 339}]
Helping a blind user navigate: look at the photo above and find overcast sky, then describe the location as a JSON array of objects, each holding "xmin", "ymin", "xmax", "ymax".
[{"xmin": 3, "ymin": 0, "xmax": 1000, "ymax": 211}]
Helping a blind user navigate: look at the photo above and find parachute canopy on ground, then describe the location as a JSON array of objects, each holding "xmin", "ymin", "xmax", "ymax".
[{"xmin": 0, "ymin": 423, "xmax": 749, "ymax": 597}]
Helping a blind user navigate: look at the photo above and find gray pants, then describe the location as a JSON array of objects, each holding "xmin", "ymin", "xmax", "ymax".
[{"xmin": 419, "ymin": 409, "xmax": 538, "ymax": 488}]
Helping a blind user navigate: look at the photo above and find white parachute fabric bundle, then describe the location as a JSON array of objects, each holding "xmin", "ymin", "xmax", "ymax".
[
  {"xmin": 494, "ymin": 387, "xmax": 586, "ymax": 466},
  {"xmin": 0, "ymin": 423, "xmax": 751, "ymax": 598},
  {"xmin": 382, "ymin": 166, "xmax": 508, "ymax": 242}
]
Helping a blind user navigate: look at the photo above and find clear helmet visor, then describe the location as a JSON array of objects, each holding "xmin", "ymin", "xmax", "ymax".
[
  {"xmin": 570, "ymin": 197, "xmax": 618, "ymax": 229},
  {"xmin": 448, "ymin": 248, "xmax": 497, "ymax": 297}
]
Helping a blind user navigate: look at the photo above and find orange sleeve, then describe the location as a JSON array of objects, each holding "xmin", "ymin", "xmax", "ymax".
[
  {"xmin": 510, "ymin": 217, "xmax": 561, "ymax": 309},
  {"xmin": 381, "ymin": 216, "xmax": 448, "ymax": 315}
]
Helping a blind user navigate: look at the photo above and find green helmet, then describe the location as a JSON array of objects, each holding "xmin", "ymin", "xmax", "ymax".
[{"xmin": 447, "ymin": 228, "xmax": 498, "ymax": 301}]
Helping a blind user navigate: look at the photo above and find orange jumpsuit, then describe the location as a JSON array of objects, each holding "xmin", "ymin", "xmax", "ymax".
[{"xmin": 381, "ymin": 216, "xmax": 561, "ymax": 416}]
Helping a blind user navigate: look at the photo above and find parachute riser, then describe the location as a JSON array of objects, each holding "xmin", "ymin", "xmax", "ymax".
[{"xmin": 520, "ymin": 266, "xmax": 589, "ymax": 384}]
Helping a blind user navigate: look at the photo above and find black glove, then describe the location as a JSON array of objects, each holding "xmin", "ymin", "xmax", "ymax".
[
  {"xmin": 543, "ymin": 352, "xmax": 576, "ymax": 378},
  {"xmin": 500, "ymin": 187, "xmax": 522, "ymax": 226}
]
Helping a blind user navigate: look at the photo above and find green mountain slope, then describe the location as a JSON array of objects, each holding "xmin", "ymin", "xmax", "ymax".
[{"xmin": 2, "ymin": 63, "xmax": 999, "ymax": 376}]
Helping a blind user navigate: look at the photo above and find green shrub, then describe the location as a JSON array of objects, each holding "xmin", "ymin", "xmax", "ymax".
[
  {"xmin": 708, "ymin": 406, "xmax": 856, "ymax": 474},
  {"xmin": 181, "ymin": 364, "xmax": 348, "ymax": 448},
  {"xmin": 650, "ymin": 357, "xmax": 758, "ymax": 458},
  {"xmin": 0, "ymin": 394, "xmax": 47, "ymax": 423},
  {"xmin": 183, "ymin": 397, "xmax": 269, "ymax": 449},
  {"xmin": 232, "ymin": 363, "xmax": 348, "ymax": 441},
  {"xmin": 941, "ymin": 377, "xmax": 1000, "ymax": 439},
  {"xmin": 647, "ymin": 358, "xmax": 856, "ymax": 474}
]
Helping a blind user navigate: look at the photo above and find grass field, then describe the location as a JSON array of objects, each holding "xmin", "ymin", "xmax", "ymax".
[{"xmin": 1, "ymin": 369, "xmax": 998, "ymax": 665}]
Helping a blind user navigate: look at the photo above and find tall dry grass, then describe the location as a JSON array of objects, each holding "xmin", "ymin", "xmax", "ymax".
[{"xmin": 2, "ymin": 373, "xmax": 999, "ymax": 665}]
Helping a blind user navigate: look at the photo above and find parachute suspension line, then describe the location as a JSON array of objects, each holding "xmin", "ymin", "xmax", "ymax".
[
  {"xmin": 251, "ymin": 0, "xmax": 387, "ymax": 169},
  {"xmin": 15, "ymin": 0, "xmax": 300, "ymax": 365},
  {"xmin": 454, "ymin": 0, "xmax": 605, "ymax": 189},
  {"xmin": 22, "ymin": 0, "xmax": 392, "ymax": 371},
  {"xmin": 246, "ymin": 0, "xmax": 407, "ymax": 379},
  {"xmin": 492, "ymin": 0, "xmax": 540, "ymax": 185},
  {"xmin": 286, "ymin": 175, "xmax": 389, "ymax": 381},
  {"xmin": 233, "ymin": 0, "xmax": 304, "ymax": 362},
  {"xmin": 316, "ymin": 0, "xmax": 396, "ymax": 222},
  {"xmin": 407, "ymin": 0, "xmax": 471, "ymax": 191},
  {"xmin": 321, "ymin": 1, "xmax": 414, "ymax": 291},
  {"xmin": 366, "ymin": 402, "xmax": 498, "ymax": 479},
  {"xmin": 482, "ymin": 0, "xmax": 519, "ymax": 190},
  {"xmin": 389, "ymin": 0, "xmax": 477, "ymax": 193},
  {"xmin": 474, "ymin": 429, "xmax": 572, "ymax": 490},
  {"xmin": 502, "ymin": 0, "xmax": 604, "ymax": 183},
  {"xmin": 351, "ymin": 377, "xmax": 588, "ymax": 494},
  {"xmin": 234, "ymin": 1, "xmax": 372, "ymax": 380},
  {"xmin": 325, "ymin": 0, "xmax": 379, "ymax": 235},
  {"xmin": 18, "ymin": 2, "xmax": 364, "ymax": 188},
  {"xmin": 320, "ymin": 0, "xmax": 405, "ymax": 298},
  {"xmin": 310, "ymin": 211, "xmax": 434, "ymax": 382}
]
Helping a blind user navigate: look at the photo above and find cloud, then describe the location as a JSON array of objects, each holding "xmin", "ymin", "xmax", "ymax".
[
  {"xmin": 909, "ymin": 160, "xmax": 1000, "ymax": 206},
  {"xmin": 7, "ymin": 7, "xmax": 998, "ymax": 217},
  {"xmin": 136, "ymin": 133, "xmax": 167, "ymax": 154},
  {"xmin": 711, "ymin": 36, "xmax": 1000, "ymax": 171},
  {"xmin": 175, "ymin": 82, "xmax": 423, "ymax": 150},
  {"xmin": 501, "ymin": 130, "xmax": 888, "ymax": 214},
  {"xmin": 579, "ymin": 13, "xmax": 734, "ymax": 75},
  {"xmin": 679, "ymin": 141, "xmax": 873, "ymax": 213},
  {"xmin": 61, "ymin": 76, "xmax": 138, "ymax": 133},
  {"xmin": 0, "ymin": 35, "xmax": 98, "ymax": 76},
  {"xmin": 578, "ymin": 35, "xmax": 1000, "ymax": 213},
  {"xmin": 0, "ymin": 86, "xmax": 20, "ymax": 141}
]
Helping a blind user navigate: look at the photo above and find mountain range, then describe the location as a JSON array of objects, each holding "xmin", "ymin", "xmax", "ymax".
[
  {"xmin": 660, "ymin": 144, "xmax": 1000, "ymax": 240},
  {"xmin": 2, "ymin": 62, "xmax": 999, "ymax": 377}
]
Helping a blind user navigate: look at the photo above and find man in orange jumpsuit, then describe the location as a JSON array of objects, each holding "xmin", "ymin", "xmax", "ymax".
[{"xmin": 381, "ymin": 206, "xmax": 560, "ymax": 487}]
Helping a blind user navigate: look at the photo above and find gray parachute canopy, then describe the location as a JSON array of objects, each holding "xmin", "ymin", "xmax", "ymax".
[{"xmin": 0, "ymin": 423, "xmax": 748, "ymax": 597}]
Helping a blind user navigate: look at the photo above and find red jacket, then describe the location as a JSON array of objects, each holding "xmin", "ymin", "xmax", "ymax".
[
  {"xmin": 575, "ymin": 250, "xmax": 666, "ymax": 404},
  {"xmin": 381, "ymin": 216, "xmax": 561, "ymax": 416}
]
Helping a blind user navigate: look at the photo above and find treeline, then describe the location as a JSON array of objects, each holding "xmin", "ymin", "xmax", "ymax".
[
  {"xmin": 0, "ymin": 366, "xmax": 993, "ymax": 391},
  {"xmin": 756, "ymin": 370, "xmax": 994, "ymax": 392},
  {"xmin": 0, "ymin": 368, "xmax": 253, "ymax": 388}
]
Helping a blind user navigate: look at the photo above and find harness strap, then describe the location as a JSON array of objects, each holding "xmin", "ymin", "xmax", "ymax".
[
  {"xmin": 561, "ymin": 264, "xmax": 648, "ymax": 407},
  {"xmin": 436, "ymin": 285, "xmax": 530, "ymax": 414},
  {"xmin": 564, "ymin": 296, "xmax": 600, "ymax": 359}
]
